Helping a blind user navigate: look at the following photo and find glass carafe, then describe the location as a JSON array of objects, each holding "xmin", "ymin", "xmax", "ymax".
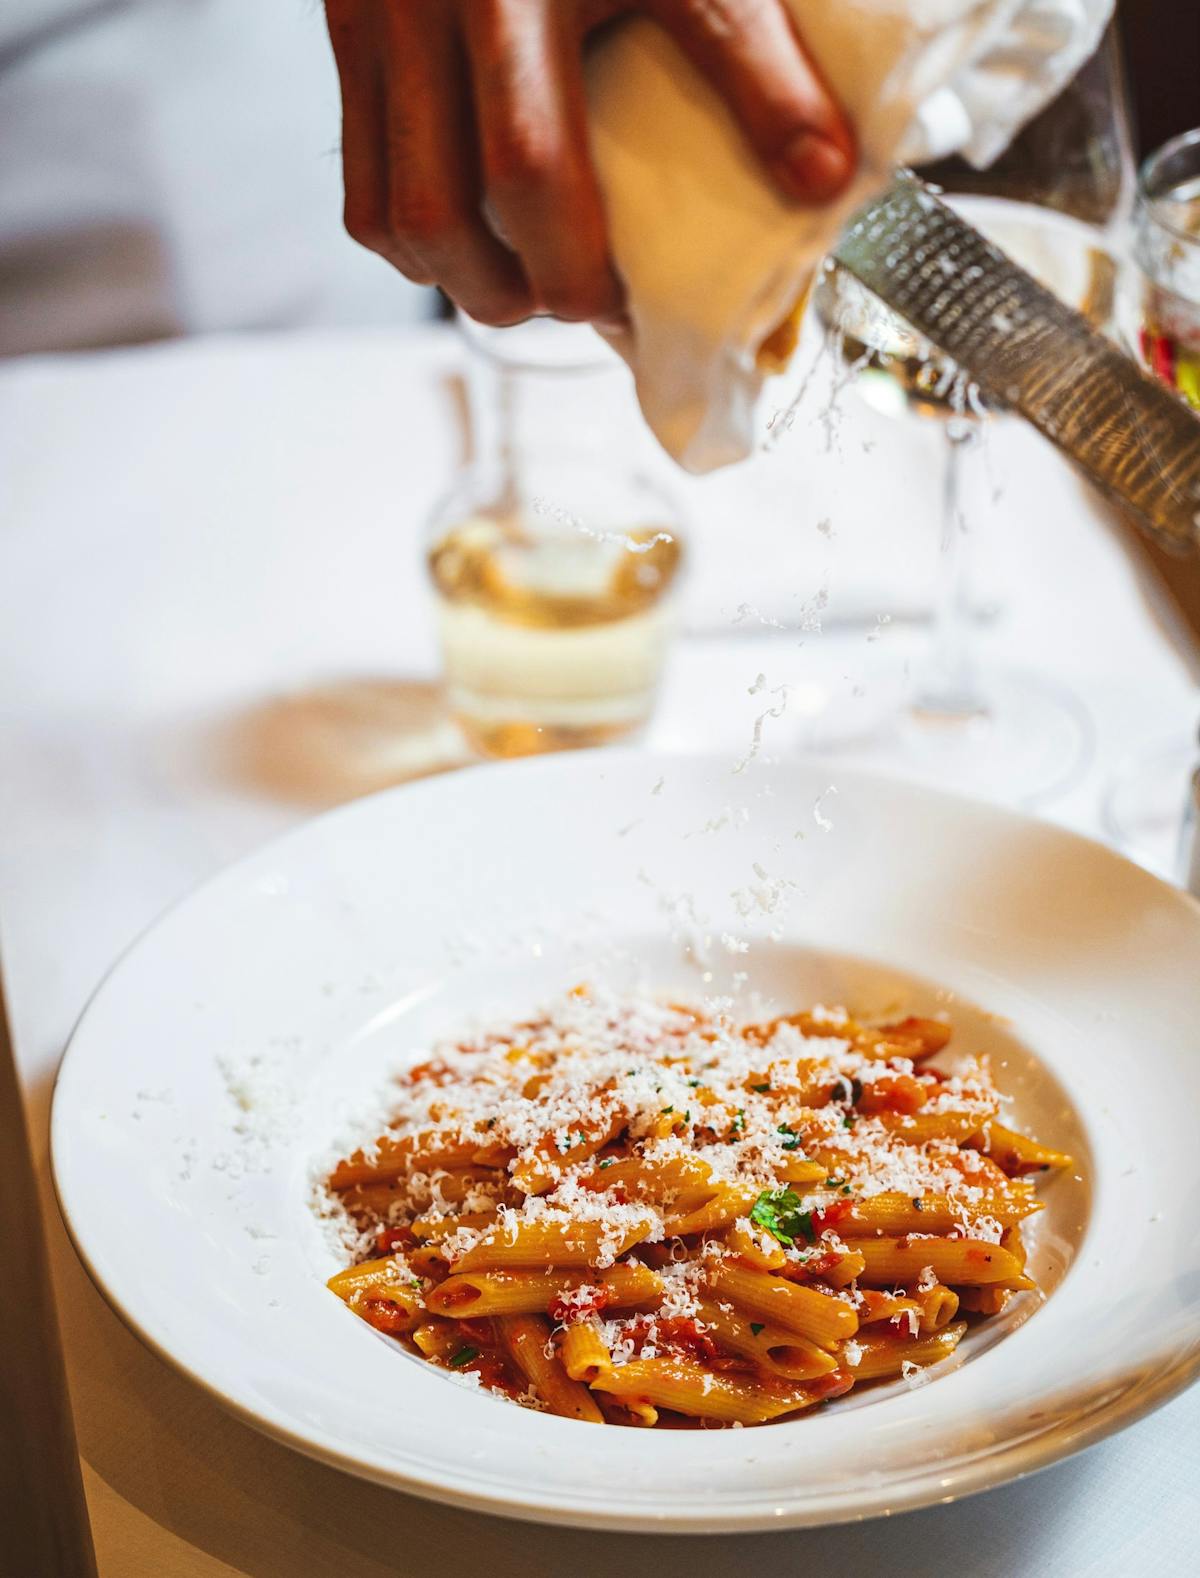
[{"xmin": 426, "ymin": 317, "xmax": 685, "ymax": 759}]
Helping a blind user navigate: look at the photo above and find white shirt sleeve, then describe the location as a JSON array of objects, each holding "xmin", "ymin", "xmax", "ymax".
[{"xmin": 587, "ymin": 0, "xmax": 1116, "ymax": 472}]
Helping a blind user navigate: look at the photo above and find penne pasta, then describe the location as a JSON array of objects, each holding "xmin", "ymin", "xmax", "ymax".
[
  {"xmin": 499, "ymin": 1315, "xmax": 604, "ymax": 1423},
  {"xmin": 331, "ymin": 1131, "xmax": 503, "ymax": 1190},
  {"xmin": 723, "ymin": 1221, "xmax": 788, "ymax": 1272},
  {"xmin": 579, "ymin": 1153, "xmax": 715, "ymax": 1212},
  {"xmin": 326, "ymin": 1257, "xmax": 423, "ymax": 1336},
  {"xmin": 408, "ymin": 1243, "xmax": 451, "ymax": 1281},
  {"xmin": 693, "ymin": 1298, "xmax": 836, "ymax": 1380},
  {"xmin": 513, "ymin": 1113, "xmax": 626, "ymax": 1194},
  {"xmin": 664, "ymin": 1184, "xmax": 760, "ymax": 1238},
  {"xmin": 856, "ymin": 1291, "xmax": 923, "ymax": 1329},
  {"xmin": 912, "ymin": 1283, "xmax": 960, "ymax": 1332},
  {"xmin": 425, "ymin": 1167, "xmax": 515, "ymax": 1207},
  {"xmin": 598, "ymin": 1396, "xmax": 659, "ymax": 1428},
  {"xmin": 975, "ymin": 1121, "xmax": 1074, "ymax": 1175},
  {"xmin": 320, "ymin": 988, "xmax": 1070, "ymax": 1429},
  {"xmin": 339, "ymin": 1181, "xmax": 405, "ymax": 1223},
  {"xmin": 876, "ymin": 1111, "xmax": 993, "ymax": 1144},
  {"xmin": 824, "ymin": 1249, "xmax": 867, "ymax": 1289},
  {"xmin": 410, "ymin": 1210, "xmax": 499, "ymax": 1240},
  {"xmin": 957, "ymin": 1285, "xmax": 1017, "ymax": 1316},
  {"xmin": 558, "ymin": 1321, "xmax": 613, "ymax": 1384},
  {"xmin": 453, "ymin": 1216, "xmax": 655, "ymax": 1272},
  {"xmin": 838, "ymin": 1191, "xmax": 1042, "ymax": 1236},
  {"xmin": 856, "ymin": 1236, "xmax": 1029, "ymax": 1288},
  {"xmin": 411, "ymin": 1318, "xmax": 462, "ymax": 1362},
  {"xmin": 848, "ymin": 1321, "xmax": 967, "ymax": 1380},
  {"xmin": 590, "ymin": 1358, "xmax": 827, "ymax": 1425},
  {"xmin": 424, "ymin": 1262, "xmax": 664, "ymax": 1318},
  {"xmin": 777, "ymin": 1156, "xmax": 829, "ymax": 1186},
  {"xmin": 706, "ymin": 1261, "xmax": 858, "ymax": 1348}
]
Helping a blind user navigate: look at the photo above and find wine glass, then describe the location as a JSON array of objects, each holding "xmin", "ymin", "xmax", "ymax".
[
  {"xmin": 1102, "ymin": 127, "xmax": 1200, "ymax": 878},
  {"xmin": 808, "ymin": 22, "xmax": 1135, "ymax": 806}
]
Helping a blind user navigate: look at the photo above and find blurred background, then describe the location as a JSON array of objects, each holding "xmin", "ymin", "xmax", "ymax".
[{"xmin": 1, "ymin": 0, "xmax": 1193, "ymax": 359}]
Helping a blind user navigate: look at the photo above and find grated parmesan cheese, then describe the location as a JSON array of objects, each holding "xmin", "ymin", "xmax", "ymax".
[{"xmin": 312, "ymin": 985, "xmax": 1053, "ymax": 1421}]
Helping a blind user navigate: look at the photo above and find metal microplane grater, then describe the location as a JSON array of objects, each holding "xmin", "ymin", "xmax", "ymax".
[{"xmin": 833, "ymin": 178, "xmax": 1200, "ymax": 555}]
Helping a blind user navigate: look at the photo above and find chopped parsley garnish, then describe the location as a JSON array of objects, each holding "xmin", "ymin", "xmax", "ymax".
[
  {"xmin": 598, "ymin": 1158, "xmax": 615, "ymax": 1169},
  {"xmin": 448, "ymin": 1346, "xmax": 478, "ymax": 1368},
  {"xmin": 687, "ymin": 1078, "xmax": 701, "ymax": 1088},
  {"xmin": 776, "ymin": 1122, "xmax": 802, "ymax": 1152},
  {"xmin": 730, "ymin": 1109, "xmax": 745, "ymax": 1134},
  {"xmin": 750, "ymin": 1322, "xmax": 765, "ymax": 1337},
  {"xmin": 842, "ymin": 1114, "xmax": 855, "ymax": 1129},
  {"xmin": 661, "ymin": 1106, "xmax": 674, "ymax": 1116},
  {"xmin": 750, "ymin": 1187, "xmax": 817, "ymax": 1247},
  {"xmin": 752, "ymin": 1082, "xmax": 772, "ymax": 1093}
]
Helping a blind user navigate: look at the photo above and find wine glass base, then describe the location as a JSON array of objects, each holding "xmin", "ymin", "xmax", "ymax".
[
  {"xmin": 1101, "ymin": 736, "xmax": 1196, "ymax": 880},
  {"xmin": 825, "ymin": 665, "xmax": 1094, "ymax": 808}
]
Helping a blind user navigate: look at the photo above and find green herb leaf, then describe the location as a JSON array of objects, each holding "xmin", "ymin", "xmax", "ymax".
[
  {"xmin": 448, "ymin": 1346, "xmax": 478, "ymax": 1368},
  {"xmin": 661, "ymin": 1106, "xmax": 674, "ymax": 1116},
  {"xmin": 598, "ymin": 1158, "xmax": 615, "ymax": 1170},
  {"xmin": 687, "ymin": 1079, "xmax": 701, "ymax": 1089},
  {"xmin": 749, "ymin": 1188, "xmax": 817, "ymax": 1247},
  {"xmin": 776, "ymin": 1122, "xmax": 802, "ymax": 1153},
  {"xmin": 752, "ymin": 1082, "xmax": 772, "ymax": 1093},
  {"xmin": 750, "ymin": 1322, "xmax": 765, "ymax": 1337},
  {"xmin": 825, "ymin": 1176, "xmax": 845, "ymax": 1189}
]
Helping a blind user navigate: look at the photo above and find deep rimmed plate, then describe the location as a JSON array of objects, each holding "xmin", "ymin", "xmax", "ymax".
[{"xmin": 51, "ymin": 751, "xmax": 1200, "ymax": 1530}]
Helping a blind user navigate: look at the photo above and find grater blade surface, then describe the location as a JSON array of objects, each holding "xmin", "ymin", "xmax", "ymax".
[{"xmin": 833, "ymin": 179, "xmax": 1200, "ymax": 554}]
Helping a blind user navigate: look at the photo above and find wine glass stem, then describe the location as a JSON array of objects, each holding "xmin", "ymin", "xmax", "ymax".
[{"xmin": 912, "ymin": 419, "xmax": 986, "ymax": 720}]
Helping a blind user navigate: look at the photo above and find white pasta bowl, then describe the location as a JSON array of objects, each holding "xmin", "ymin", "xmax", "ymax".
[{"xmin": 51, "ymin": 750, "xmax": 1200, "ymax": 1531}]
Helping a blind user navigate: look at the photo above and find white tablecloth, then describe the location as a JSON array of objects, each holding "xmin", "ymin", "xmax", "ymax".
[{"xmin": 2, "ymin": 323, "xmax": 1197, "ymax": 1577}]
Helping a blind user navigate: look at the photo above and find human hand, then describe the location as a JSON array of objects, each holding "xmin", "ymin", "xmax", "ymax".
[{"xmin": 324, "ymin": 0, "xmax": 856, "ymax": 327}]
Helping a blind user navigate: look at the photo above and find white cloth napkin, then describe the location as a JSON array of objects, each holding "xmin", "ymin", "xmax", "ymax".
[{"xmin": 587, "ymin": 0, "xmax": 1114, "ymax": 473}]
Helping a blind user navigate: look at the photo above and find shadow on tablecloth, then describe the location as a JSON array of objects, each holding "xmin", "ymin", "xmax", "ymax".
[{"xmin": 212, "ymin": 678, "xmax": 471, "ymax": 809}]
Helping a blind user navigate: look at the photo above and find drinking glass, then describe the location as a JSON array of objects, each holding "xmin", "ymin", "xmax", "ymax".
[
  {"xmin": 811, "ymin": 23, "xmax": 1134, "ymax": 805},
  {"xmin": 426, "ymin": 317, "xmax": 686, "ymax": 758},
  {"xmin": 1102, "ymin": 128, "xmax": 1200, "ymax": 877}
]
